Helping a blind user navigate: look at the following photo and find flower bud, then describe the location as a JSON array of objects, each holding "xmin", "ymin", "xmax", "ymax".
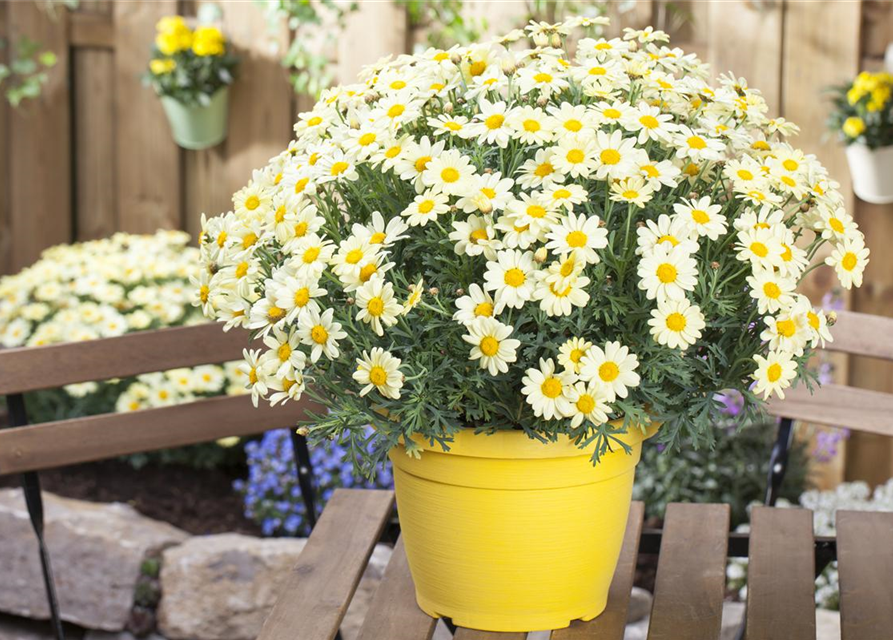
[
  {"xmin": 532, "ymin": 32, "xmax": 549, "ymax": 47},
  {"xmin": 827, "ymin": 311, "xmax": 838, "ymax": 326},
  {"xmin": 688, "ymin": 191, "xmax": 700, "ymax": 200},
  {"xmin": 534, "ymin": 247, "xmax": 548, "ymax": 263},
  {"xmin": 296, "ymin": 426, "xmax": 310, "ymax": 437},
  {"xmin": 450, "ymin": 53, "xmax": 462, "ymax": 65},
  {"xmin": 477, "ymin": 198, "xmax": 493, "ymax": 215},
  {"xmin": 711, "ymin": 261, "xmax": 720, "ymax": 270},
  {"xmin": 346, "ymin": 297, "xmax": 355, "ymax": 305},
  {"xmin": 455, "ymin": 288, "xmax": 465, "ymax": 296},
  {"xmin": 800, "ymin": 202, "xmax": 811, "ymax": 212},
  {"xmin": 550, "ymin": 33, "xmax": 562, "ymax": 49},
  {"xmin": 428, "ymin": 287, "xmax": 439, "ymax": 296},
  {"xmin": 443, "ymin": 102, "xmax": 454, "ymax": 114},
  {"xmin": 536, "ymin": 96, "xmax": 549, "ymax": 108},
  {"xmin": 501, "ymin": 58, "xmax": 517, "ymax": 75}
]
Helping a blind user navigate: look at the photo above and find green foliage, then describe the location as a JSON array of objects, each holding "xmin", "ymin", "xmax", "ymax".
[
  {"xmin": 0, "ymin": 35, "xmax": 58, "ymax": 107},
  {"xmin": 633, "ymin": 416, "xmax": 810, "ymax": 527},
  {"xmin": 398, "ymin": 0, "xmax": 485, "ymax": 49},
  {"xmin": 828, "ymin": 71, "xmax": 893, "ymax": 149}
]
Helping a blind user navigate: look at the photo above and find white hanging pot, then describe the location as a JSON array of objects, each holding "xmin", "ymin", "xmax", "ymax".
[{"xmin": 845, "ymin": 142, "xmax": 893, "ymax": 204}]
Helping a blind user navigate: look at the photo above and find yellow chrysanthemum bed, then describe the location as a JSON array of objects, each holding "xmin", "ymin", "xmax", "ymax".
[{"xmin": 196, "ymin": 18, "xmax": 868, "ymax": 473}]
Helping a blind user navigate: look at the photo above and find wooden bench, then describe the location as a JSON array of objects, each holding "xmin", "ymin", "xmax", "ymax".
[
  {"xmin": 258, "ymin": 489, "xmax": 893, "ymax": 640},
  {"xmin": 0, "ymin": 323, "xmax": 321, "ymax": 639}
]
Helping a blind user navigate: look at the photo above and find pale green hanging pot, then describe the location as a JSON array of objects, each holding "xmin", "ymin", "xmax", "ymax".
[{"xmin": 160, "ymin": 87, "xmax": 230, "ymax": 150}]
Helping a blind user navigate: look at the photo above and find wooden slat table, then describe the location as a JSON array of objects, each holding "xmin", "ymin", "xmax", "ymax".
[{"xmin": 259, "ymin": 490, "xmax": 889, "ymax": 640}]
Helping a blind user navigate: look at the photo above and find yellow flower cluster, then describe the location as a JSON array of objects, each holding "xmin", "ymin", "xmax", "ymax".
[
  {"xmin": 196, "ymin": 18, "xmax": 867, "ymax": 427},
  {"xmin": 154, "ymin": 16, "xmax": 226, "ymax": 58},
  {"xmin": 0, "ymin": 231, "xmax": 246, "ymax": 410},
  {"xmin": 847, "ymin": 71, "xmax": 893, "ymax": 112}
]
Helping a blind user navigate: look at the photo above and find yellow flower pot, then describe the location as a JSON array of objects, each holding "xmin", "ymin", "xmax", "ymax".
[{"xmin": 388, "ymin": 422, "xmax": 656, "ymax": 632}]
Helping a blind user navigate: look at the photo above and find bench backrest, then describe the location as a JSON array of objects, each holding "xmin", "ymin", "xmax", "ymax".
[
  {"xmin": 767, "ymin": 310, "xmax": 893, "ymax": 437},
  {"xmin": 0, "ymin": 323, "xmax": 320, "ymax": 475}
]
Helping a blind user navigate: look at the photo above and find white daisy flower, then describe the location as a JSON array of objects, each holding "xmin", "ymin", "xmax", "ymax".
[
  {"xmin": 532, "ymin": 270, "xmax": 590, "ymax": 317},
  {"xmin": 462, "ymin": 317, "xmax": 521, "ymax": 376},
  {"xmin": 565, "ymin": 381, "xmax": 611, "ymax": 428},
  {"xmin": 421, "ymin": 149, "xmax": 478, "ymax": 197},
  {"xmin": 592, "ymin": 129, "xmax": 643, "ymax": 180},
  {"xmin": 353, "ymin": 347, "xmax": 404, "ymax": 399},
  {"xmin": 579, "ymin": 341, "xmax": 640, "ymax": 402},
  {"xmin": 760, "ymin": 310, "xmax": 810, "ymax": 356},
  {"xmin": 521, "ymin": 358, "xmax": 576, "ymax": 420},
  {"xmin": 610, "ymin": 176, "xmax": 654, "ymax": 208},
  {"xmin": 506, "ymin": 105, "xmax": 556, "ymax": 145},
  {"xmin": 746, "ymin": 271, "xmax": 796, "ymax": 315},
  {"xmin": 355, "ymin": 276, "xmax": 403, "ymax": 336},
  {"xmin": 483, "ymin": 249, "xmax": 537, "ymax": 313},
  {"xmin": 557, "ymin": 337, "xmax": 593, "ymax": 375},
  {"xmin": 401, "ymin": 191, "xmax": 450, "ymax": 227},
  {"xmin": 825, "ymin": 237, "xmax": 870, "ymax": 290},
  {"xmin": 637, "ymin": 244, "xmax": 699, "ymax": 302},
  {"xmin": 636, "ymin": 214, "xmax": 698, "ymax": 256},
  {"xmin": 648, "ymin": 298, "xmax": 706, "ymax": 351},
  {"xmin": 673, "ymin": 196, "xmax": 727, "ymax": 240},
  {"xmin": 468, "ymin": 98, "xmax": 512, "ymax": 148},
  {"xmin": 752, "ymin": 351, "xmax": 797, "ymax": 400},
  {"xmin": 545, "ymin": 212, "xmax": 608, "ymax": 264},
  {"xmin": 453, "ymin": 283, "xmax": 496, "ymax": 325},
  {"xmin": 297, "ymin": 307, "xmax": 347, "ymax": 362},
  {"xmin": 449, "ymin": 214, "xmax": 502, "ymax": 261}
]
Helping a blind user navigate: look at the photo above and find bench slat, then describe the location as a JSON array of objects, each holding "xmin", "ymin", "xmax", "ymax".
[
  {"xmin": 837, "ymin": 510, "xmax": 893, "ymax": 640},
  {"xmin": 825, "ymin": 310, "xmax": 893, "ymax": 361},
  {"xmin": 0, "ymin": 324, "xmax": 249, "ymax": 395},
  {"xmin": 0, "ymin": 394, "xmax": 321, "ymax": 475},
  {"xmin": 767, "ymin": 383, "xmax": 893, "ymax": 436},
  {"xmin": 258, "ymin": 489, "xmax": 395, "ymax": 640},
  {"xmin": 550, "ymin": 501, "xmax": 646, "ymax": 640},
  {"xmin": 452, "ymin": 630, "xmax": 528, "ymax": 640},
  {"xmin": 647, "ymin": 503, "xmax": 729, "ymax": 640},
  {"xmin": 745, "ymin": 506, "xmax": 816, "ymax": 640},
  {"xmin": 356, "ymin": 537, "xmax": 437, "ymax": 640}
]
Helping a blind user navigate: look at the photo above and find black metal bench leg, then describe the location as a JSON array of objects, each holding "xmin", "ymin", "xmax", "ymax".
[
  {"xmin": 7, "ymin": 393, "xmax": 65, "ymax": 640},
  {"xmin": 288, "ymin": 429, "xmax": 318, "ymax": 533}
]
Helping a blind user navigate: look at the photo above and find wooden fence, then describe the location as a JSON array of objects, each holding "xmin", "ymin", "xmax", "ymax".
[{"xmin": 0, "ymin": 0, "xmax": 892, "ymax": 483}]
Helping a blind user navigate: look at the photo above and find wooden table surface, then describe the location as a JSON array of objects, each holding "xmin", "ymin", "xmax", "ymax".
[{"xmin": 255, "ymin": 489, "xmax": 893, "ymax": 640}]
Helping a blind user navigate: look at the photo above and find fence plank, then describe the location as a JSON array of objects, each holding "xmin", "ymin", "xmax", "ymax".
[
  {"xmin": 258, "ymin": 489, "xmax": 395, "ymax": 640},
  {"xmin": 746, "ymin": 506, "xmax": 816, "ymax": 640},
  {"xmin": 767, "ymin": 383, "xmax": 893, "ymax": 437},
  {"xmin": 647, "ymin": 503, "xmax": 729, "ymax": 640},
  {"xmin": 114, "ymin": 0, "xmax": 181, "ymax": 234},
  {"xmin": 7, "ymin": 1, "xmax": 72, "ymax": 271},
  {"xmin": 0, "ymin": 1, "xmax": 10, "ymax": 275},
  {"xmin": 70, "ymin": 11, "xmax": 113, "ymax": 48},
  {"xmin": 0, "ymin": 324, "xmax": 250, "ymax": 395},
  {"xmin": 837, "ymin": 510, "xmax": 893, "ymax": 640},
  {"xmin": 184, "ymin": 1, "xmax": 294, "ymax": 238},
  {"xmin": 0, "ymin": 393, "xmax": 320, "ymax": 475},
  {"xmin": 339, "ymin": 2, "xmax": 408, "ymax": 83},
  {"xmin": 74, "ymin": 44, "xmax": 117, "ymax": 240}
]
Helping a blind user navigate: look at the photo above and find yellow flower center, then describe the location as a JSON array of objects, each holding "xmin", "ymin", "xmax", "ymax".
[
  {"xmin": 385, "ymin": 146, "xmax": 401, "ymax": 158},
  {"xmin": 415, "ymin": 156, "xmax": 432, "ymax": 172},
  {"xmin": 268, "ymin": 306, "xmax": 285, "ymax": 321},
  {"xmin": 387, "ymin": 104, "xmax": 405, "ymax": 118},
  {"xmin": 441, "ymin": 167, "xmax": 460, "ymax": 183},
  {"xmin": 750, "ymin": 242, "xmax": 768, "ymax": 258},
  {"xmin": 842, "ymin": 252, "xmax": 858, "ymax": 271},
  {"xmin": 541, "ymin": 377, "xmax": 563, "ymax": 399},
  {"xmin": 504, "ymin": 268, "xmax": 526, "ymax": 288},
  {"xmin": 470, "ymin": 228, "xmax": 489, "ymax": 242},
  {"xmin": 359, "ymin": 263, "xmax": 378, "ymax": 282},
  {"xmin": 444, "ymin": 121, "xmax": 463, "ymax": 131},
  {"xmin": 369, "ymin": 365, "xmax": 388, "ymax": 386},
  {"xmin": 523, "ymin": 119, "xmax": 541, "ymax": 132},
  {"xmin": 311, "ymin": 325, "xmax": 329, "ymax": 344},
  {"xmin": 783, "ymin": 159, "xmax": 799, "ymax": 172},
  {"xmin": 345, "ymin": 248, "xmax": 364, "ymax": 264},
  {"xmin": 666, "ymin": 312, "xmax": 686, "ymax": 332},
  {"xmin": 390, "ymin": 80, "xmax": 406, "ymax": 90},
  {"xmin": 691, "ymin": 209, "xmax": 710, "ymax": 224},
  {"xmin": 763, "ymin": 282, "xmax": 781, "ymax": 299},
  {"xmin": 603, "ymin": 108, "xmax": 621, "ymax": 119},
  {"xmin": 552, "ymin": 189, "xmax": 571, "ymax": 200},
  {"xmin": 248, "ymin": 368, "xmax": 258, "ymax": 384},
  {"xmin": 474, "ymin": 301, "xmax": 493, "ymax": 317},
  {"xmin": 535, "ymin": 162, "xmax": 554, "ymax": 177},
  {"xmin": 242, "ymin": 233, "xmax": 258, "ymax": 249},
  {"xmin": 330, "ymin": 161, "xmax": 349, "ymax": 176},
  {"xmin": 358, "ymin": 132, "xmax": 377, "ymax": 146},
  {"xmin": 533, "ymin": 72, "xmax": 553, "ymax": 83},
  {"xmin": 767, "ymin": 363, "xmax": 782, "ymax": 383},
  {"xmin": 599, "ymin": 362, "xmax": 620, "ymax": 382},
  {"xmin": 570, "ymin": 348, "xmax": 584, "ymax": 363},
  {"xmin": 560, "ymin": 258, "xmax": 575, "ymax": 277},
  {"xmin": 657, "ymin": 235, "xmax": 678, "ymax": 246},
  {"xmin": 600, "ymin": 149, "xmax": 621, "ymax": 165},
  {"xmin": 656, "ymin": 263, "xmax": 677, "ymax": 284},
  {"xmin": 781, "ymin": 176, "xmax": 796, "ymax": 187},
  {"xmin": 776, "ymin": 319, "xmax": 796, "ymax": 338},
  {"xmin": 199, "ymin": 285, "xmax": 210, "ymax": 303},
  {"xmin": 566, "ymin": 230, "xmax": 588, "ymax": 248},
  {"xmin": 216, "ymin": 231, "xmax": 227, "ymax": 247},
  {"xmin": 622, "ymin": 189, "xmax": 639, "ymax": 200},
  {"xmin": 294, "ymin": 221, "xmax": 308, "ymax": 238},
  {"xmin": 687, "ymin": 135, "xmax": 707, "ymax": 149},
  {"xmin": 642, "ymin": 164, "xmax": 660, "ymax": 178},
  {"xmin": 307, "ymin": 116, "xmax": 323, "ymax": 127},
  {"xmin": 481, "ymin": 187, "xmax": 496, "ymax": 199},
  {"xmin": 576, "ymin": 394, "xmax": 596, "ymax": 414},
  {"xmin": 367, "ymin": 297, "xmax": 385, "ymax": 316},
  {"xmin": 639, "ymin": 115, "xmax": 659, "ymax": 129},
  {"xmin": 294, "ymin": 178, "xmax": 309, "ymax": 194},
  {"xmin": 527, "ymin": 205, "xmax": 547, "ymax": 219},
  {"xmin": 278, "ymin": 343, "xmax": 292, "ymax": 361},
  {"xmin": 566, "ymin": 149, "xmax": 585, "ymax": 164},
  {"xmin": 245, "ymin": 195, "xmax": 261, "ymax": 211},
  {"xmin": 485, "ymin": 114, "xmax": 505, "ymax": 130},
  {"xmin": 829, "ymin": 218, "xmax": 844, "ymax": 233},
  {"xmin": 807, "ymin": 311, "xmax": 820, "ymax": 330},
  {"xmin": 235, "ymin": 262, "xmax": 249, "ymax": 278},
  {"xmin": 737, "ymin": 169, "xmax": 754, "ymax": 181},
  {"xmin": 589, "ymin": 66, "xmax": 606, "ymax": 76},
  {"xmin": 274, "ymin": 206, "xmax": 287, "ymax": 223},
  {"xmin": 294, "ymin": 287, "xmax": 310, "ymax": 307},
  {"xmin": 564, "ymin": 119, "xmax": 583, "ymax": 132},
  {"xmin": 469, "ymin": 60, "xmax": 486, "ymax": 76},
  {"xmin": 370, "ymin": 232, "xmax": 386, "ymax": 244},
  {"xmin": 303, "ymin": 246, "xmax": 320, "ymax": 264},
  {"xmin": 479, "ymin": 336, "xmax": 499, "ymax": 356}
]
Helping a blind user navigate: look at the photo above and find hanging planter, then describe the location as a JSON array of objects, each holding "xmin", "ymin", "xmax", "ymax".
[
  {"xmin": 845, "ymin": 143, "xmax": 893, "ymax": 204},
  {"xmin": 144, "ymin": 15, "xmax": 238, "ymax": 150},
  {"xmin": 160, "ymin": 86, "xmax": 230, "ymax": 150}
]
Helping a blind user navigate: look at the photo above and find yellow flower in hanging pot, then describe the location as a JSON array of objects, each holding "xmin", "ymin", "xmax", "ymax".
[
  {"xmin": 192, "ymin": 26, "xmax": 226, "ymax": 57},
  {"xmin": 842, "ymin": 116, "xmax": 866, "ymax": 138},
  {"xmin": 149, "ymin": 58, "xmax": 176, "ymax": 75}
]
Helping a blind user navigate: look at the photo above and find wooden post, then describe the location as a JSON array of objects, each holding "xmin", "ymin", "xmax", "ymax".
[
  {"xmin": 6, "ymin": 1, "xmax": 72, "ymax": 271},
  {"xmin": 113, "ymin": 0, "xmax": 181, "ymax": 234},
  {"xmin": 0, "ymin": 1, "xmax": 10, "ymax": 275},
  {"xmin": 338, "ymin": 2, "xmax": 409, "ymax": 83}
]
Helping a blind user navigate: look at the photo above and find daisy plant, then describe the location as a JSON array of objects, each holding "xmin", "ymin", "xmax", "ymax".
[
  {"xmin": 196, "ymin": 18, "xmax": 868, "ymax": 475},
  {"xmin": 829, "ymin": 70, "xmax": 893, "ymax": 149}
]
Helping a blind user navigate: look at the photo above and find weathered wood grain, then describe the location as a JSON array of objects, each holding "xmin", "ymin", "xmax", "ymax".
[
  {"xmin": 550, "ymin": 501, "xmax": 646, "ymax": 640},
  {"xmin": 257, "ymin": 489, "xmax": 395, "ymax": 640},
  {"xmin": 0, "ymin": 393, "xmax": 320, "ymax": 475},
  {"xmin": 113, "ymin": 0, "xmax": 181, "ymax": 233},
  {"xmin": 646, "ymin": 503, "xmax": 729, "ymax": 640},
  {"xmin": 452, "ymin": 630, "xmax": 527, "ymax": 640},
  {"xmin": 746, "ymin": 506, "xmax": 816, "ymax": 640},
  {"xmin": 837, "ymin": 510, "xmax": 893, "ymax": 640},
  {"xmin": 0, "ymin": 0, "xmax": 10, "ymax": 275},
  {"xmin": 767, "ymin": 383, "xmax": 893, "ymax": 437},
  {"xmin": 70, "ymin": 11, "xmax": 113, "ymax": 48},
  {"xmin": 0, "ymin": 324, "xmax": 250, "ymax": 395},
  {"xmin": 7, "ymin": 0, "xmax": 72, "ymax": 271},
  {"xmin": 355, "ymin": 537, "xmax": 437, "ymax": 640}
]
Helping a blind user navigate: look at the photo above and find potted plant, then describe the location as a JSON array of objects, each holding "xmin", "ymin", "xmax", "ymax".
[
  {"xmin": 830, "ymin": 70, "xmax": 893, "ymax": 204},
  {"xmin": 144, "ymin": 16, "xmax": 238, "ymax": 150},
  {"xmin": 195, "ymin": 18, "xmax": 867, "ymax": 632}
]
